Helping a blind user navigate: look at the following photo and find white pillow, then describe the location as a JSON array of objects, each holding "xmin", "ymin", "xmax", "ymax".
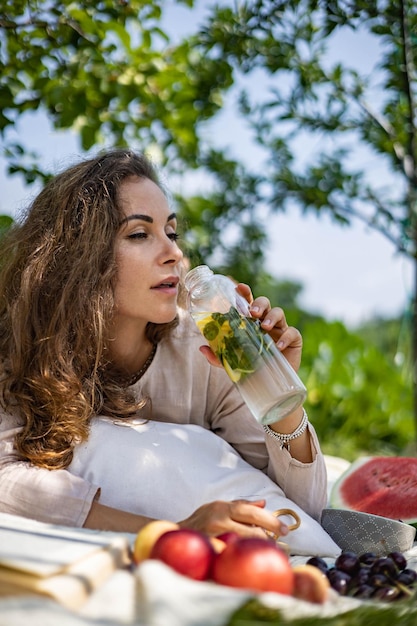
[{"xmin": 70, "ymin": 419, "xmax": 340, "ymax": 557}]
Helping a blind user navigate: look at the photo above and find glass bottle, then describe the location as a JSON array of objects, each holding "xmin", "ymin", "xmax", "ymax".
[{"xmin": 184, "ymin": 265, "xmax": 307, "ymax": 425}]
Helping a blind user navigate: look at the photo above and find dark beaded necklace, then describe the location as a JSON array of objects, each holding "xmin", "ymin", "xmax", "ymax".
[{"xmin": 124, "ymin": 343, "xmax": 157, "ymax": 387}]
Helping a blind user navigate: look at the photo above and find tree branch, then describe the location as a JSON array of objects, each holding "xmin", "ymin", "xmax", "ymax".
[
  {"xmin": 0, "ymin": 16, "xmax": 92, "ymax": 43},
  {"xmin": 329, "ymin": 197, "xmax": 410, "ymax": 256},
  {"xmin": 400, "ymin": 0, "xmax": 417, "ymax": 178},
  {"xmin": 0, "ymin": 18, "xmax": 50, "ymax": 29}
]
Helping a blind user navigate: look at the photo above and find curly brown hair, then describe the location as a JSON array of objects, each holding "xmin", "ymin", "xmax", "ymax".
[{"xmin": 0, "ymin": 149, "xmax": 179, "ymax": 470}]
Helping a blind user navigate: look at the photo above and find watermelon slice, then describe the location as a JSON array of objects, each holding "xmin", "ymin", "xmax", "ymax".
[{"xmin": 330, "ymin": 456, "xmax": 417, "ymax": 525}]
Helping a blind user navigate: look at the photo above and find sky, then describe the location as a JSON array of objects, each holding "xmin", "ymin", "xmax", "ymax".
[{"xmin": 0, "ymin": 1, "xmax": 414, "ymax": 327}]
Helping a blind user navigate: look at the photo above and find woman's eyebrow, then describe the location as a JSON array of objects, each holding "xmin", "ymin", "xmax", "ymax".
[{"xmin": 120, "ymin": 212, "xmax": 177, "ymax": 225}]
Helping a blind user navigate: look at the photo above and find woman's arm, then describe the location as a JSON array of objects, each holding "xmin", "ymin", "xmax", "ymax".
[
  {"xmin": 0, "ymin": 411, "xmax": 98, "ymax": 527},
  {"xmin": 85, "ymin": 497, "xmax": 290, "ymax": 539},
  {"xmin": 83, "ymin": 499, "xmax": 155, "ymax": 533},
  {"xmin": 0, "ymin": 462, "xmax": 98, "ymax": 527},
  {"xmin": 199, "ymin": 284, "xmax": 328, "ymax": 519}
]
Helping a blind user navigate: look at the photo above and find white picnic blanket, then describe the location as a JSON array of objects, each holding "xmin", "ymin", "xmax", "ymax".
[{"xmin": 3, "ymin": 546, "xmax": 417, "ymax": 626}]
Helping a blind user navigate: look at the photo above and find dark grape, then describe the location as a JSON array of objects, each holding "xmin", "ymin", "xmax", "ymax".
[
  {"xmin": 396, "ymin": 568, "xmax": 417, "ymax": 586},
  {"xmin": 369, "ymin": 573, "xmax": 390, "ymax": 588},
  {"xmin": 335, "ymin": 551, "xmax": 360, "ymax": 576},
  {"xmin": 350, "ymin": 567, "xmax": 370, "ymax": 587},
  {"xmin": 370, "ymin": 556, "xmax": 398, "ymax": 579},
  {"xmin": 359, "ymin": 552, "xmax": 378, "ymax": 567},
  {"xmin": 306, "ymin": 556, "xmax": 328, "ymax": 573},
  {"xmin": 372, "ymin": 586, "xmax": 402, "ymax": 602},
  {"xmin": 327, "ymin": 568, "xmax": 351, "ymax": 595},
  {"xmin": 388, "ymin": 551, "xmax": 407, "ymax": 571},
  {"xmin": 350, "ymin": 584, "xmax": 374, "ymax": 599}
]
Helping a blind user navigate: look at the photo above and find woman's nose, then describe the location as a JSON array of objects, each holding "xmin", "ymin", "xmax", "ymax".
[{"xmin": 162, "ymin": 239, "xmax": 183, "ymax": 265}]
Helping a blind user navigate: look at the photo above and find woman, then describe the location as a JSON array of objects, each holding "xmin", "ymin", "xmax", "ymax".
[{"xmin": 0, "ymin": 149, "xmax": 328, "ymax": 541}]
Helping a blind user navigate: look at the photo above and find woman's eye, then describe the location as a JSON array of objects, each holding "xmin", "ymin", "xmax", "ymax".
[
  {"xmin": 128, "ymin": 232, "xmax": 147, "ymax": 240},
  {"xmin": 126, "ymin": 231, "xmax": 179, "ymax": 242}
]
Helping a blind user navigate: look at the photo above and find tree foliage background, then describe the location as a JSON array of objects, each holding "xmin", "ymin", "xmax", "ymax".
[{"xmin": 0, "ymin": 0, "xmax": 413, "ymax": 460}]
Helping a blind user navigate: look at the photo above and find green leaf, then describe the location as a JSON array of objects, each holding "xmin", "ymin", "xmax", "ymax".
[{"xmin": 226, "ymin": 597, "xmax": 417, "ymax": 626}]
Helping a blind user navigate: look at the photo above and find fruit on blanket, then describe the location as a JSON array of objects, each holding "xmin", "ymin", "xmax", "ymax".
[
  {"xmin": 330, "ymin": 456, "xmax": 417, "ymax": 523},
  {"xmin": 215, "ymin": 531, "xmax": 240, "ymax": 545},
  {"xmin": 292, "ymin": 564, "xmax": 330, "ymax": 604},
  {"xmin": 307, "ymin": 549, "xmax": 417, "ymax": 602},
  {"xmin": 150, "ymin": 528, "xmax": 216, "ymax": 581},
  {"xmin": 133, "ymin": 520, "xmax": 179, "ymax": 564},
  {"xmin": 211, "ymin": 536, "xmax": 294, "ymax": 595}
]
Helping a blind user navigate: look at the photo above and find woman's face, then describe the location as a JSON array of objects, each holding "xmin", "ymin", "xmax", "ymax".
[{"xmin": 113, "ymin": 176, "xmax": 183, "ymax": 331}]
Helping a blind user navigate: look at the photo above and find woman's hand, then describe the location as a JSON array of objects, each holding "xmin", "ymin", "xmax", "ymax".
[
  {"xmin": 177, "ymin": 499, "xmax": 289, "ymax": 539},
  {"xmin": 240, "ymin": 283, "xmax": 303, "ymax": 372},
  {"xmin": 199, "ymin": 283, "xmax": 303, "ymax": 372}
]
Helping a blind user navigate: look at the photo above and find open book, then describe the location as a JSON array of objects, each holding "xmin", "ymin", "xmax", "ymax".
[{"xmin": 0, "ymin": 512, "xmax": 131, "ymax": 610}]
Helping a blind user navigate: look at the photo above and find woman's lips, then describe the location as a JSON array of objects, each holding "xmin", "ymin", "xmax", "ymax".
[{"xmin": 151, "ymin": 277, "xmax": 179, "ymax": 293}]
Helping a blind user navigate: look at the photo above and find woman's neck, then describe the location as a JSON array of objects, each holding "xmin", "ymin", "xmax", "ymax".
[{"xmin": 107, "ymin": 320, "xmax": 153, "ymax": 376}]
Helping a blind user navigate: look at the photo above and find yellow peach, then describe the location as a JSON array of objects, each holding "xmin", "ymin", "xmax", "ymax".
[
  {"xmin": 133, "ymin": 520, "xmax": 179, "ymax": 564},
  {"xmin": 292, "ymin": 564, "xmax": 330, "ymax": 604}
]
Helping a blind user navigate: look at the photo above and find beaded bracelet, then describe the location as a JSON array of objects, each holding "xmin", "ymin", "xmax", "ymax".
[{"xmin": 262, "ymin": 408, "xmax": 308, "ymax": 452}]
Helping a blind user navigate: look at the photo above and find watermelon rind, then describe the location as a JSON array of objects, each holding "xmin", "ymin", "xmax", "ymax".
[{"xmin": 330, "ymin": 455, "xmax": 417, "ymax": 527}]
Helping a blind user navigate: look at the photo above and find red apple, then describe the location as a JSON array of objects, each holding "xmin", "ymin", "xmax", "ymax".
[
  {"xmin": 150, "ymin": 528, "xmax": 215, "ymax": 581},
  {"xmin": 215, "ymin": 531, "xmax": 240, "ymax": 545},
  {"xmin": 212, "ymin": 536, "xmax": 295, "ymax": 595}
]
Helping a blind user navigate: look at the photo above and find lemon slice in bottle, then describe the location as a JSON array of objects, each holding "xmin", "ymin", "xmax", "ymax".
[
  {"xmin": 222, "ymin": 357, "xmax": 242, "ymax": 383},
  {"xmin": 195, "ymin": 313, "xmax": 214, "ymax": 333}
]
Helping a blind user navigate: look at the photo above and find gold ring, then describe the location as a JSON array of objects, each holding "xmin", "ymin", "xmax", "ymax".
[
  {"xmin": 272, "ymin": 508, "xmax": 301, "ymax": 531},
  {"xmin": 265, "ymin": 508, "xmax": 301, "ymax": 542}
]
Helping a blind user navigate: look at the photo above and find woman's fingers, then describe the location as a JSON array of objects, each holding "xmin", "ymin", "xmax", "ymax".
[
  {"xmin": 178, "ymin": 499, "xmax": 289, "ymax": 539},
  {"xmin": 199, "ymin": 345, "xmax": 222, "ymax": 367},
  {"xmin": 226, "ymin": 500, "xmax": 289, "ymax": 537},
  {"xmin": 236, "ymin": 284, "xmax": 288, "ymax": 335},
  {"xmin": 235, "ymin": 282, "xmax": 253, "ymax": 304},
  {"xmin": 201, "ymin": 283, "xmax": 303, "ymax": 372}
]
